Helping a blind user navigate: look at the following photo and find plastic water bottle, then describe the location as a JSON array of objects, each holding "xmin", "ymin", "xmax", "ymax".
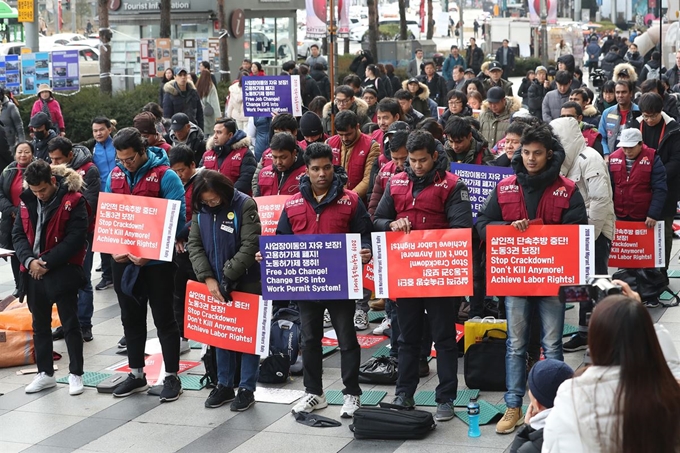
[{"xmin": 467, "ymin": 397, "xmax": 481, "ymax": 437}]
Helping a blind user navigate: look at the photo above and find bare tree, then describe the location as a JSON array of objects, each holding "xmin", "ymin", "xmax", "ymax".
[
  {"xmin": 367, "ymin": 0, "xmax": 378, "ymax": 59},
  {"xmin": 426, "ymin": 0, "xmax": 434, "ymax": 39},
  {"xmin": 217, "ymin": 0, "xmax": 230, "ymax": 83},
  {"xmin": 399, "ymin": 0, "xmax": 408, "ymax": 40},
  {"xmin": 98, "ymin": 0, "xmax": 112, "ymax": 95},
  {"xmin": 160, "ymin": 0, "xmax": 171, "ymax": 38}
]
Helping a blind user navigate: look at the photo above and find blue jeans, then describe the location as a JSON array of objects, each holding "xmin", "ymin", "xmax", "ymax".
[
  {"xmin": 216, "ymin": 349, "xmax": 260, "ymax": 392},
  {"xmin": 504, "ymin": 296, "xmax": 565, "ymax": 408},
  {"xmin": 77, "ymin": 238, "xmax": 94, "ymax": 328}
]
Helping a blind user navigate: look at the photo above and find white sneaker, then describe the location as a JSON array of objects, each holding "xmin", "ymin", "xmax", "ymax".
[
  {"xmin": 354, "ymin": 309, "xmax": 368, "ymax": 331},
  {"xmin": 372, "ymin": 317, "xmax": 391, "ymax": 335},
  {"xmin": 340, "ymin": 394, "xmax": 361, "ymax": 418},
  {"xmin": 180, "ymin": 338, "xmax": 191, "ymax": 354},
  {"xmin": 25, "ymin": 372, "xmax": 57, "ymax": 394},
  {"xmin": 291, "ymin": 392, "xmax": 328, "ymax": 414},
  {"xmin": 323, "ymin": 309, "xmax": 332, "ymax": 328},
  {"xmin": 68, "ymin": 373, "xmax": 84, "ymax": 396}
]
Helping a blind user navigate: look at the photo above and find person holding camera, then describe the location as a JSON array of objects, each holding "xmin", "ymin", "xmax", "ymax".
[
  {"xmin": 477, "ymin": 124, "xmax": 588, "ymax": 434},
  {"xmin": 188, "ymin": 169, "xmax": 262, "ymax": 411}
]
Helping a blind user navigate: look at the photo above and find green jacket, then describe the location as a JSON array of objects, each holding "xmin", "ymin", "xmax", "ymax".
[{"xmin": 188, "ymin": 196, "xmax": 261, "ymax": 293}]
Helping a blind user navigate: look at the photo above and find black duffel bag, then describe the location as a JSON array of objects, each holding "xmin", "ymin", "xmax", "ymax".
[
  {"xmin": 464, "ymin": 328, "xmax": 507, "ymax": 391},
  {"xmin": 350, "ymin": 407, "xmax": 436, "ymax": 440},
  {"xmin": 611, "ymin": 268, "xmax": 671, "ymax": 303},
  {"xmin": 358, "ymin": 356, "xmax": 398, "ymax": 384}
]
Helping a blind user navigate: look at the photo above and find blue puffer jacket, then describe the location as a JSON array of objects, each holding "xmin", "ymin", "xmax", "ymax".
[{"xmin": 253, "ymin": 116, "xmax": 272, "ymax": 162}]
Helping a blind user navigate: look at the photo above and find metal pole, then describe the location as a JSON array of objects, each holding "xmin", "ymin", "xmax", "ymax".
[
  {"xmin": 329, "ymin": 0, "xmax": 336, "ymax": 135},
  {"xmin": 458, "ymin": 0, "xmax": 464, "ymax": 50},
  {"xmin": 73, "ymin": 0, "xmax": 77, "ymax": 33},
  {"xmin": 660, "ymin": 4, "xmax": 663, "ymax": 58},
  {"xmin": 25, "ymin": 3, "xmax": 40, "ymax": 52},
  {"xmin": 540, "ymin": 0, "xmax": 547, "ymax": 66}
]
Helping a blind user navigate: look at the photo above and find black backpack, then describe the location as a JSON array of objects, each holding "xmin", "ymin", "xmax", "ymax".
[
  {"xmin": 258, "ymin": 307, "xmax": 302, "ymax": 384},
  {"xmin": 350, "ymin": 407, "xmax": 436, "ymax": 440},
  {"xmin": 200, "ymin": 345, "xmax": 218, "ymax": 388}
]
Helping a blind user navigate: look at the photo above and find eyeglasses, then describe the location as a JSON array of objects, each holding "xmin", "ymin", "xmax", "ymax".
[
  {"xmin": 201, "ymin": 196, "xmax": 222, "ymax": 207},
  {"xmin": 641, "ymin": 113, "xmax": 661, "ymax": 120},
  {"xmin": 116, "ymin": 154, "xmax": 138, "ymax": 165},
  {"xmin": 448, "ymin": 100, "xmax": 463, "ymax": 106},
  {"xmin": 335, "ymin": 97, "xmax": 352, "ymax": 105}
]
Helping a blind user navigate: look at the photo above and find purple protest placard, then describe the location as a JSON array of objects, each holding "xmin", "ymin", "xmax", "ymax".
[
  {"xmin": 242, "ymin": 75, "xmax": 302, "ymax": 117},
  {"xmin": 450, "ymin": 163, "xmax": 514, "ymax": 222},
  {"xmin": 51, "ymin": 49, "xmax": 79, "ymax": 91},
  {"xmin": 260, "ymin": 234, "xmax": 363, "ymax": 300}
]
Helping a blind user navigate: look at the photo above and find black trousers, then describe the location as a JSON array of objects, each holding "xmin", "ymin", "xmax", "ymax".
[
  {"xmin": 27, "ymin": 271, "xmax": 83, "ymax": 375},
  {"xmin": 173, "ymin": 251, "xmax": 197, "ymax": 339},
  {"xmin": 395, "ymin": 297, "xmax": 458, "ymax": 402},
  {"xmin": 112, "ymin": 261, "xmax": 180, "ymax": 373},
  {"xmin": 298, "ymin": 300, "xmax": 361, "ymax": 396}
]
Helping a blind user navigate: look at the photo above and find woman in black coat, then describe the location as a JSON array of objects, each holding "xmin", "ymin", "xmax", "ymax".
[{"xmin": 158, "ymin": 68, "xmax": 174, "ymax": 107}]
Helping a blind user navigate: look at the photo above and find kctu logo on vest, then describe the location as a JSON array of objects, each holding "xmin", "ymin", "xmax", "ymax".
[
  {"xmin": 391, "ymin": 178, "xmax": 409, "ymax": 186},
  {"xmin": 232, "ymin": 154, "xmax": 243, "ymax": 161},
  {"xmin": 146, "ymin": 173, "xmax": 159, "ymax": 183},
  {"xmin": 638, "ymin": 156, "xmax": 651, "ymax": 165},
  {"xmin": 499, "ymin": 184, "xmax": 519, "ymax": 193},
  {"xmin": 610, "ymin": 157, "xmax": 623, "ymax": 165},
  {"xmin": 204, "ymin": 155, "xmax": 216, "ymax": 162},
  {"xmin": 337, "ymin": 196, "xmax": 353, "ymax": 206},
  {"xmin": 552, "ymin": 186, "xmax": 569, "ymax": 198},
  {"xmin": 286, "ymin": 197, "xmax": 305, "ymax": 208},
  {"xmin": 64, "ymin": 200, "xmax": 72, "ymax": 211}
]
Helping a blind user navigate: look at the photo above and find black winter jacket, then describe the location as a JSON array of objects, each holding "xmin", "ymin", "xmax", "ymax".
[
  {"xmin": 373, "ymin": 151, "xmax": 473, "ymax": 231},
  {"xmin": 600, "ymin": 51, "xmax": 624, "ymax": 80},
  {"xmin": 311, "ymin": 68, "xmax": 331, "ymax": 100},
  {"xmin": 419, "ymin": 73, "xmax": 449, "ymax": 107},
  {"xmin": 68, "ymin": 145, "xmax": 100, "ymax": 227},
  {"xmin": 527, "ymin": 80, "xmax": 548, "ymax": 118},
  {"xmin": 276, "ymin": 168, "xmax": 373, "ymax": 251},
  {"xmin": 162, "ymin": 80, "xmax": 204, "ymax": 131},
  {"xmin": 12, "ymin": 169, "xmax": 89, "ymax": 294},
  {"xmin": 509, "ymin": 425, "xmax": 544, "ymax": 453},
  {"xmin": 643, "ymin": 114, "xmax": 680, "ymax": 217},
  {"xmin": 476, "ymin": 144, "xmax": 589, "ymax": 241}
]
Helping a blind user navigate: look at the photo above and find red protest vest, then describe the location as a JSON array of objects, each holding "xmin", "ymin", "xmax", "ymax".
[
  {"xmin": 377, "ymin": 161, "xmax": 398, "ymax": 191},
  {"xmin": 327, "ymin": 133, "xmax": 374, "ymax": 191},
  {"xmin": 75, "ymin": 161, "xmax": 95, "ymax": 179},
  {"xmin": 109, "ymin": 165, "xmax": 169, "ymax": 197},
  {"xmin": 258, "ymin": 164, "xmax": 305, "ymax": 196},
  {"xmin": 496, "ymin": 175, "xmax": 576, "ymax": 224},
  {"xmin": 581, "ymin": 128, "xmax": 600, "ymax": 148},
  {"xmin": 185, "ymin": 180, "xmax": 194, "ymax": 222},
  {"xmin": 609, "ymin": 145, "xmax": 655, "ymax": 220},
  {"xmin": 20, "ymin": 191, "xmax": 87, "ymax": 270},
  {"xmin": 284, "ymin": 189, "xmax": 360, "ymax": 234},
  {"xmin": 371, "ymin": 129, "xmax": 385, "ymax": 153},
  {"xmin": 389, "ymin": 171, "xmax": 459, "ymax": 230},
  {"xmin": 202, "ymin": 146, "xmax": 248, "ymax": 185},
  {"xmin": 261, "ymin": 140, "xmax": 308, "ymax": 168}
]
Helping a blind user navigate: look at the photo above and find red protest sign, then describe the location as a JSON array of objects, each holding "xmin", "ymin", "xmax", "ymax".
[
  {"xmin": 322, "ymin": 334, "xmax": 387, "ymax": 349},
  {"xmin": 254, "ymin": 195, "xmax": 290, "ymax": 236},
  {"xmin": 184, "ymin": 281, "xmax": 272, "ymax": 356},
  {"xmin": 363, "ymin": 258, "xmax": 375, "ymax": 292},
  {"xmin": 486, "ymin": 225, "xmax": 594, "ymax": 297},
  {"xmin": 372, "ymin": 229, "xmax": 473, "ymax": 299},
  {"xmin": 93, "ymin": 192, "xmax": 181, "ymax": 262},
  {"xmin": 112, "ymin": 354, "xmax": 199, "ymax": 382},
  {"xmin": 608, "ymin": 221, "xmax": 665, "ymax": 268}
]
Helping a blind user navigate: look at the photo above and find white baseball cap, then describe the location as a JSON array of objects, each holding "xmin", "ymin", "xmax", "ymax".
[{"xmin": 618, "ymin": 128, "xmax": 643, "ymax": 147}]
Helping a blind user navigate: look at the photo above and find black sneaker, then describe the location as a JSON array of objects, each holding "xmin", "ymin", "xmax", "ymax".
[
  {"xmin": 381, "ymin": 393, "xmax": 415, "ymax": 410},
  {"xmin": 52, "ymin": 326, "xmax": 64, "ymax": 340},
  {"xmin": 230, "ymin": 388, "xmax": 255, "ymax": 412},
  {"xmin": 563, "ymin": 333, "xmax": 588, "ymax": 352},
  {"xmin": 112, "ymin": 373, "xmax": 148, "ymax": 397},
  {"xmin": 159, "ymin": 375, "xmax": 183, "ymax": 402},
  {"xmin": 418, "ymin": 357, "xmax": 430, "ymax": 377},
  {"xmin": 82, "ymin": 326, "xmax": 93, "ymax": 342},
  {"xmin": 205, "ymin": 384, "xmax": 236, "ymax": 408},
  {"xmin": 95, "ymin": 279, "xmax": 113, "ymax": 290},
  {"xmin": 117, "ymin": 336, "xmax": 127, "ymax": 348}
]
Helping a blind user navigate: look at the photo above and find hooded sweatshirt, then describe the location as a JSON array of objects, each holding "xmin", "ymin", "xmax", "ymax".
[{"xmin": 550, "ymin": 117, "xmax": 615, "ymax": 240}]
